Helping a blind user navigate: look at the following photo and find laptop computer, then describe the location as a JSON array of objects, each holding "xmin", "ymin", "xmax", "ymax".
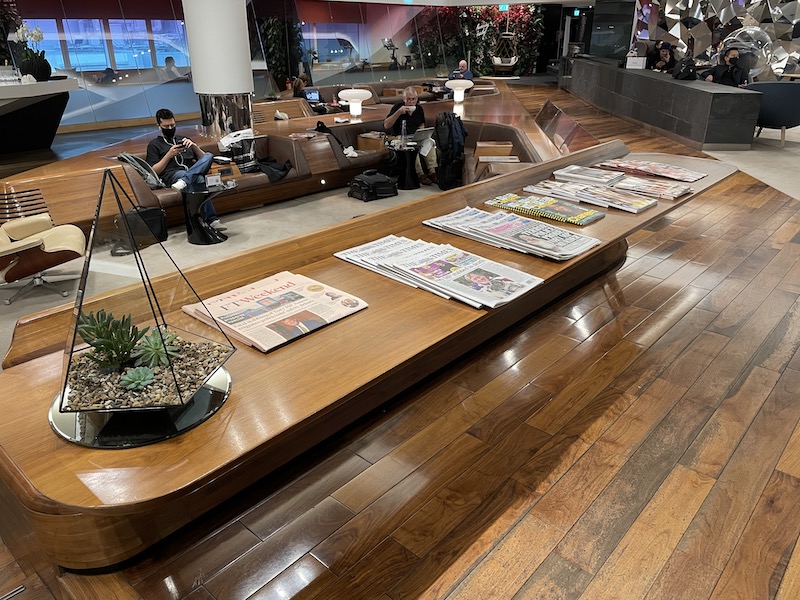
[
  {"xmin": 410, "ymin": 127, "xmax": 434, "ymax": 143},
  {"xmin": 303, "ymin": 89, "xmax": 321, "ymax": 103}
]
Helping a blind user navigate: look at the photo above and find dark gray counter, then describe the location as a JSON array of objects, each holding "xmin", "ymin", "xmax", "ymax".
[{"xmin": 570, "ymin": 57, "xmax": 761, "ymax": 150}]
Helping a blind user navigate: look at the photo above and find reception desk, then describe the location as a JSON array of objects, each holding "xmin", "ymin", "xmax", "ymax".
[
  {"xmin": 0, "ymin": 78, "xmax": 79, "ymax": 153},
  {"xmin": 570, "ymin": 57, "xmax": 761, "ymax": 150}
]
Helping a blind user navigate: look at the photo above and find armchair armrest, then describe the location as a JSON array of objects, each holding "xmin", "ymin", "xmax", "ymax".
[
  {"xmin": 0, "ymin": 237, "xmax": 45, "ymax": 257},
  {"xmin": 2, "ymin": 214, "xmax": 53, "ymax": 241}
]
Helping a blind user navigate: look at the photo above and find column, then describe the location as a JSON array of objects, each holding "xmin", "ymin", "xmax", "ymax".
[{"xmin": 182, "ymin": 0, "xmax": 254, "ymax": 137}]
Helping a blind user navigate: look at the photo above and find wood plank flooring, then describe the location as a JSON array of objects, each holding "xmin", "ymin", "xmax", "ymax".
[{"xmin": 5, "ymin": 83, "xmax": 800, "ymax": 599}]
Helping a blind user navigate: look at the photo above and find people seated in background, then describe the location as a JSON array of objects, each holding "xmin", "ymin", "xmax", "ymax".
[
  {"xmin": 145, "ymin": 108, "xmax": 225, "ymax": 231},
  {"xmin": 703, "ymin": 48, "xmax": 749, "ymax": 87},
  {"xmin": 383, "ymin": 86, "xmax": 438, "ymax": 185},
  {"xmin": 646, "ymin": 42, "xmax": 676, "ymax": 72},
  {"xmin": 292, "ymin": 73, "xmax": 309, "ymax": 98},
  {"xmin": 95, "ymin": 68, "xmax": 117, "ymax": 84},
  {"xmin": 160, "ymin": 56, "xmax": 183, "ymax": 81},
  {"xmin": 449, "ymin": 60, "xmax": 474, "ymax": 81}
]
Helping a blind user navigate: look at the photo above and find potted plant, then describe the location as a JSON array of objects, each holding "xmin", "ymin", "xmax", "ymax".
[
  {"xmin": 62, "ymin": 309, "xmax": 231, "ymax": 412},
  {"xmin": 16, "ymin": 21, "xmax": 51, "ymax": 81}
]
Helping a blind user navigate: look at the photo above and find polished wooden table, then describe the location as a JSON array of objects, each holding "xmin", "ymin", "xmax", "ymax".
[{"xmin": 0, "ymin": 143, "xmax": 735, "ymax": 593}]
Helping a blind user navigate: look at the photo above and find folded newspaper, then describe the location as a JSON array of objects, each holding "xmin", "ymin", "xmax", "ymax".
[
  {"xmin": 335, "ymin": 236, "xmax": 542, "ymax": 308},
  {"xmin": 182, "ymin": 271, "xmax": 367, "ymax": 352},
  {"xmin": 594, "ymin": 158, "xmax": 706, "ymax": 182}
]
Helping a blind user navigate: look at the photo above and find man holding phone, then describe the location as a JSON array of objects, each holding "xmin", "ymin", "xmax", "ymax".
[{"xmin": 146, "ymin": 108, "xmax": 225, "ymax": 230}]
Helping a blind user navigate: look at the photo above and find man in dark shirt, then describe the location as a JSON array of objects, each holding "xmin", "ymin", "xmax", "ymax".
[
  {"xmin": 383, "ymin": 87, "xmax": 438, "ymax": 184},
  {"xmin": 646, "ymin": 42, "xmax": 677, "ymax": 72},
  {"xmin": 703, "ymin": 48, "xmax": 749, "ymax": 87},
  {"xmin": 146, "ymin": 108, "xmax": 224, "ymax": 230}
]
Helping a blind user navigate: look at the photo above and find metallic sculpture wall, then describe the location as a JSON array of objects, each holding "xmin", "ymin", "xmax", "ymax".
[{"xmin": 635, "ymin": 0, "xmax": 800, "ymax": 77}]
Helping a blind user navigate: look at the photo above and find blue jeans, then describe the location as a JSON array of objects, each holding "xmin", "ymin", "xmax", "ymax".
[{"xmin": 167, "ymin": 153, "xmax": 218, "ymax": 222}]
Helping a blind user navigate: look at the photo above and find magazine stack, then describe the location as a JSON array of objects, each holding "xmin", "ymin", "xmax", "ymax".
[
  {"xmin": 552, "ymin": 165, "xmax": 626, "ymax": 185},
  {"xmin": 524, "ymin": 180, "xmax": 658, "ymax": 214},
  {"xmin": 594, "ymin": 158, "xmax": 707, "ymax": 182},
  {"xmin": 182, "ymin": 271, "xmax": 367, "ymax": 352},
  {"xmin": 485, "ymin": 192, "xmax": 605, "ymax": 226},
  {"xmin": 610, "ymin": 176, "xmax": 693, "ymax": 200},
  {"xmin": 424, "ymin": 207, "xmax": 601, "ymax": 261},
  {"xmin": 335, "ymin": 235, "xmax": 542, "ymax": 308}
]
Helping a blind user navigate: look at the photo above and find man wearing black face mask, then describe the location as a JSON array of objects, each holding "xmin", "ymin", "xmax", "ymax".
[
  {"xmin": 703, "ymin": 48, "xmax": 749, "ymax": 87},
  {"xmin": 146, "ymin": 107, "xmax": 224, "ymax": 230}
]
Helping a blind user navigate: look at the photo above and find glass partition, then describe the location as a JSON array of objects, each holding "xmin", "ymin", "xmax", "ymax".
[{"xmin": 9, "ymin": 1, "xmax": 545, "ymax": 128}]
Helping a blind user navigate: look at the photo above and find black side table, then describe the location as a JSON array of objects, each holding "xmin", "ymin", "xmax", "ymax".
[
  {"xmin": 182, "ymin": 184, "xmax": 228, "ymax": 245},
  {"xmin": 394, "ymin": 146, "xmax": 420, "ymax": 190}
]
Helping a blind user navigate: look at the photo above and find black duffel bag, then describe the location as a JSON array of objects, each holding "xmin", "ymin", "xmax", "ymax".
[
  {"xmin": 111, "ymin": 206, "xmax": 167, "ymax": 255},
  {"xmin": 347, "ymin": 169, "xmax": 398, "ymax": 202}
]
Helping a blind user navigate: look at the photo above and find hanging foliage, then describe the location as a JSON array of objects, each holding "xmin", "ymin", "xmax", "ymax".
[
  {"xmin": 0, "ymin": 3, "xmax": 23, "ymax": 68},
  {"xmin": 411, "ymin": 5, "xmax": 544, "ymax": 76}
]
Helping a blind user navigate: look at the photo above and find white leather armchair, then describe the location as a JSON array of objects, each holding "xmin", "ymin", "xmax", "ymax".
[{"xmin": 0, "ymin": 213, "xmax": 86, "ymax": 305}]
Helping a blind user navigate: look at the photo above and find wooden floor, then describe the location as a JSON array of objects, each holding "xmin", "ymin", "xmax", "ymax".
[{"xmin": 5, "ymin": 83, "xmax": 800, "ymax": 600}]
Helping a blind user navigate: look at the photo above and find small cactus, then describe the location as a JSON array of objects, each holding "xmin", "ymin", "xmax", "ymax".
[{"xmin": 119, "ymin": 366, "xmax": 155, "ymax": 390}]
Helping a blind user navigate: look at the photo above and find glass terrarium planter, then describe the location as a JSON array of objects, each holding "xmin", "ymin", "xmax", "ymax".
[{"xmin": 49, "ymin": 169, "xmax": 236, "ymax": 448}]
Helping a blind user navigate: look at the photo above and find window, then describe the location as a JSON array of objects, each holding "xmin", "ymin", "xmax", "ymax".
[
  {"xmin": 109, "ymin": 19, "xmax": 152, "ymax": 69},
  {"xmin": 151, "ymin": 20, "xmax": 189, "ymax": 68},
  {"xmin": 63, "ymin": 18, "xmax": 109, "ymax": 71}
]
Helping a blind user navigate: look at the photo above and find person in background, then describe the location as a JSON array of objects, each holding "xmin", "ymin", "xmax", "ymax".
[
  {"xmin": 449, "ymin": 60, "xmax": 474, "ymax": 81},
  {"xmin": 95, "ymin": 67, "xmax": 117, "ymax": 84},
  {"xmin": 146, "ymin": 108, "xmax": 225, "ymax": 231},
  {"xmin": 384, "ymin": 86, "xmax": 438, "ymax": 185},
  {"xmin": 292, "ymin": 73, "xmax": 309, "ymax": 98},
  {"xmin": 646, "ymin": 42, "xmax": 676, "ymax": 72},
  {"xmin": 160, "ymin": 56, "xmax": 182, "ymax": 80},
  {"xmin": 703, "ymin": 47, "xmax": 749, "ymax": 87}
]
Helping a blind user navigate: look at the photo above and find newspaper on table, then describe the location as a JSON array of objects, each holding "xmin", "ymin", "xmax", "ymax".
[
  {"xmin": 611, "ymin": 175, "xmax": 692, "ymax": 200},
  {"xmin": 389, "ymin": 244, "xmax": 543, "ymax": 308},
  {"xmin": 182, "ymin": 271, "xmax": 367, "ymax": 352},
  {"xmin": 424, "ymin": 206, "xmax": 601, "ymax": 261},
  {"xmin": 594, "ymin": 158, "xmax": 707, "ymax": 182},
  {"xmin": 336, "ymin": 235, "xmax": 543, "ymax": 308},
  {"xmin": 552, "ymin": 164, "xmax": 626, "ymax": 185},
  {"xmin": 524, "ymin": 180, "xmax": 657, "ymax": 214}
]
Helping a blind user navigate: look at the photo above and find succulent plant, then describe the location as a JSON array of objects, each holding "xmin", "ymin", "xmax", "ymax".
[
  {"xmin": 132, "ymin": 328, "xmax": 180, "ymax": 368},
  {"xmin": 119, "ymin": 366, "xmax": 155, "ymax": 390},
  {"xmin": 76, "ymin": 310, "xmax": 149, "ymax": 372}
]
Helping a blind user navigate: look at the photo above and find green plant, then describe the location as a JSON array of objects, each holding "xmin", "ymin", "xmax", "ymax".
[
  {"xmin": 132, "ymin": 328, "xmax": 180, "ymax": 368},
  {"xmin": 76, "ymin": 310, "xmax": 149, "ymax": 372},
  {"xmin": 15, "ymin": 21, "xmax": 45, "ymax": 61},
  {"xmin": 259, "ymin": 17, "xmax": 302, "ymax": 89},
  {"xmin": 119, "ymin": 366, "xmax": 155, "ymax": 390}
]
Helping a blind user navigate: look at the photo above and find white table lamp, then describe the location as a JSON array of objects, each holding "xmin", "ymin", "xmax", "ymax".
[
  {"xmin": 445, "ymin": 79, "xmax": 474, "ymax": 103},
  {"xmin": 337, "ymin": 88, "xmax": 373, "ymax": 118}
]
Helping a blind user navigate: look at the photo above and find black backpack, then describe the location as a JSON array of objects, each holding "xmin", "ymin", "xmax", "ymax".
[
  {"xmin": 673, "ymin": 57, "xmax": 697, "ymax": 81},
  {"xmin": 433, "ymin": 112, "xmax": 468, "ymax": 190},
  {"xmin": 347, "ymin": 169, "xmax": 398, "ymax": 202}
]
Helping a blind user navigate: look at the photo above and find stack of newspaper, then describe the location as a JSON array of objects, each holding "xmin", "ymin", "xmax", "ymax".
[
  {"xmin": 524, "ymin": 180, "xmax": 658, "ymax": 214},
  {"xmin": 611, "ymin": 176, "xmax": 692, "ymax": 200},
  {"xmin": 182, "ymin": 271, "xmax": 367, "ymax": 352},
  {"xmin": 335, "ymin": 235, "xmax": 542, "ymax": 309},
  {"xmin": 552, "ymin": 165, "xmax": 626, "ymax": 185},
  {"xmin": 594, "ymin": 158, "xmax": 707, "ymax": 182},
  {"xmin": 424, "ymin": 207, "xmax": 601, "ymax": 261}
]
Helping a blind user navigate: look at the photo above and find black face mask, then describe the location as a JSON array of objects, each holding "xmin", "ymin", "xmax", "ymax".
[
  {"xmin": 728, "ymin": 57, "xmax": 738, "ymax": 66},
  {"xmin": 160, "ymin": 127, "xmax": 176, "ymax": 139}
]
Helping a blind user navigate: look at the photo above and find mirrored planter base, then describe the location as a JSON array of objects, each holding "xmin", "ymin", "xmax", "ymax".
[{"xmin": 49, "ymin": 367, "xmax": 231, "ymax": 449}]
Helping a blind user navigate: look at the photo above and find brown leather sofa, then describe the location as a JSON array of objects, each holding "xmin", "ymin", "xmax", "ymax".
[{"xmin": 121, "ymin": 134, "xmax": 312, "ymax": 225}]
